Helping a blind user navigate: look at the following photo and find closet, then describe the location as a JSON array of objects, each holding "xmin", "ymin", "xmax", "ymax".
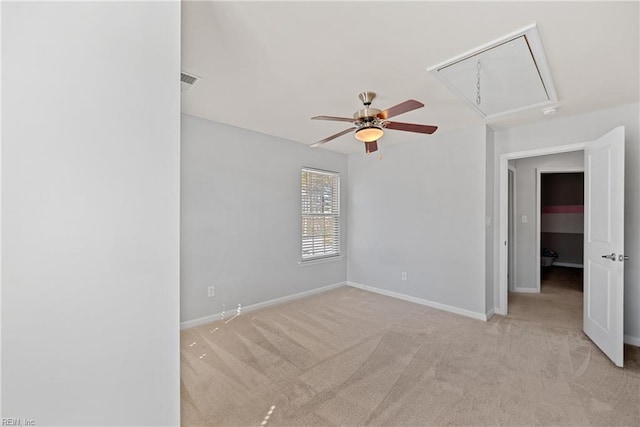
[{"xmin": 540, "ymin": 172, "xmax": 584, "ymax": 268}]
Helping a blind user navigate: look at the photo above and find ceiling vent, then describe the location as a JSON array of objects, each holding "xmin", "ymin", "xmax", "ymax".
[
  {"xmin": 427, "ymin": 24, "xmax": 558, "ymax": 119},
  {"xmin": 181, "ymin": 71, "xmax": 200, "ymax": 92}
]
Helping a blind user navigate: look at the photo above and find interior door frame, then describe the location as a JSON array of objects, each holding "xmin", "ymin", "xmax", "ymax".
[
  {"xmin": 535, "ymin": 167, "xmax": 585, "ymax": 292},
  {"xmin": 507, "ymin": 166, "xmax": 516, "ymax": 292},
  {"xmin": 497, "ymin": 142, "xmax": 586, "ymax": 315}
]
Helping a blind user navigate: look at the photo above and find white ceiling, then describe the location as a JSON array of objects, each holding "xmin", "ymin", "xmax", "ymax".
[{"xmin": 181, "ymin": 1, "xmax": 639, "ymax": 154}]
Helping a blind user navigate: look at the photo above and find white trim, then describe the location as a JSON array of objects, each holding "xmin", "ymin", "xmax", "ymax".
[
  {"xmin": 535, "ymin": 167, "xmax": 584, "ymax": 292},
  {"xmin": 552, "ymin": 262, "xmax": 584, "ymax": 268},
  {"xmin": 180, "ymin": 281, "xmax": 346, "ymax": 329},
  {"xmin": 348, "ymin": 281, "xmax": 488, "ymax": 321},
  {"xmin": 486, "ymin": 309, "xmax": 495, "ymax": 320},
  {"xmin": 497, "ymin": 141, "xmax": 587, "ymax": 315},
  {"xmin": 624, "ymin": 334, "xmax": 640, "ymax": 347},
  {"xmin": 507, "ymin": 166, "xmax": 517, "ymax": 292},
  {"xmin": 298, "ymin": 255, "xmax": 343, "ymax": 266},
  {"xmin": 512, "ymin": 287, "xmax": 539, "ymax": 294}
]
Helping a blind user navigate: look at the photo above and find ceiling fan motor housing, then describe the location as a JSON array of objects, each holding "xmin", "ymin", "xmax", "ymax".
[{"xmin": 354, "ymin": 108, "xmax": 382, "ymax": 121}]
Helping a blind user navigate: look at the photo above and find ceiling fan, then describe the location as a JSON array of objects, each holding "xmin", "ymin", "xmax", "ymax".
[{"xmin": 310, "ymin": 91, "xmax": 438, "ymax": 154}]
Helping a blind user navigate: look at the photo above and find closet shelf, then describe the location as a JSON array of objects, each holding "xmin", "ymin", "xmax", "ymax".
[{"xmin": 541, "ymin": 204, "xmax": 584, "ymax": 214}]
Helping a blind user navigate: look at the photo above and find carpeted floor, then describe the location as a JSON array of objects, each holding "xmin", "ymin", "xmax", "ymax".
[{"xmin": 181, "ymin": 273, "xmax": 640, "ymax": 426}]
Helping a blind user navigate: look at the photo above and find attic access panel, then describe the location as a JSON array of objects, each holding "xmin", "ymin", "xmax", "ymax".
[{"xmin": 428, "ymin": 24, "xmax": 558, "ymax": 119}]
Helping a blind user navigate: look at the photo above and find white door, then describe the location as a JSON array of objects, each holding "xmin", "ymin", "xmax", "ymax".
[{"xmin": 584, "ymin": 126, "xmax": 625, "ymax": 367}]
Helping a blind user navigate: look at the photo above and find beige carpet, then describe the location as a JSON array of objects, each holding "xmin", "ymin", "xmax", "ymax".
[{"xmin": 181, "ymin": 271, "xmax": 640, "ymax": 426}]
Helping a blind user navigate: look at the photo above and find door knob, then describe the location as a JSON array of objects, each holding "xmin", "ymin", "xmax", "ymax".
[
  {"xmin": 619, "ymin": 254, "xmax": 630, "ymax": 261},
  {"xmin": 601, "ymin": 253, "xmax": 616, "ymax": 260}
]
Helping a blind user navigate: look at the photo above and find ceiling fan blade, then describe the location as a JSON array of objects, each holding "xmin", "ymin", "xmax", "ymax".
[
  {"xmin": 377, "ymin": 100, "xmax": 424, "ymax": 119},
  {"xmin": 364, "ymin": 141, "xmax": 378, "ymax": 154},
  {"xmin": 310, "ymin": 127, "xmax": 356, "ymax": 147},
  {"xmin": 311, "ymin": 115, "xmax": 355, "ymax": 123},
  {"xmin": 384, "ymin": 121, "xmax": 438, "ymax": 134}
]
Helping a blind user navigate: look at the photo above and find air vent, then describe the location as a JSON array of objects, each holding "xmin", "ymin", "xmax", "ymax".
[
  {"xmin": 181, "ymin": 71, "xmax": 200, "ymax": 92},
  {"xmin": 181, "ymin": 73, "xmax": 198, "ymax": 85}
]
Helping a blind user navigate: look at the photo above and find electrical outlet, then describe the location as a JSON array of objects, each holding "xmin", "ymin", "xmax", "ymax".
[
  {"xmin": 207, "ymin": 286, "xmax": 215, "ymax": 297},
  {"xmin": 522, "ymin": 215, "xmax": 528, "ymax": 223},
  {"xmin": 401, "ymin": 272, "xmax": 408, "ymax": 281}
]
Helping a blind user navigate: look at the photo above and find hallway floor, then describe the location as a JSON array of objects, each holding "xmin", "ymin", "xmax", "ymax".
[{"xmin": 541, "ymin": 265, "xmax": 583, "ymax": 293}]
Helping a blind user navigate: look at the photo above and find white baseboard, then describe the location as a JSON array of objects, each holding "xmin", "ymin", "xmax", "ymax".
[
  {"xmin": 180, "ymin": 281, "xmax": 347, "ymax": 330},
  {"xmin": 485, "ymin": 308, "xmax": 495, "ymax": 320},
  {"xmin": 511, "ymin": 287, "xmax": 539, "ymax": 294},
  {"xmin": 347, "ymin": 281, "xmax": 488, "ymax": 321},
  {"xmin": 624, "ymin": 334, "xmax": 640, "ymax": 347}
]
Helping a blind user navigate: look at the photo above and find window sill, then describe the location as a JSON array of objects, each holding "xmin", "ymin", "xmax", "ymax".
[{"xmin": 298, "ymin": 256, "xmax": 344, "ymax": 267}]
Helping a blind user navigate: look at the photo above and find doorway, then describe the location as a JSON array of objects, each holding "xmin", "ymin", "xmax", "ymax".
[
  {"xmin": 505, "ymin": 153, "xmax": 589, "ymax": 352},
  {"xmin": 538, "ymin": 171, "xmax": 585, "ymax": 323},
  {"xmin": 498, "ymin": 142, "xmax": 585, "ymax": 314},
  {"xmin": 537, "ymin": 169, "xmax": 585, "ymax": 292},
  {"xmin": 506, "ymin": 162, "xmax": 585, "ymax": 334},
  {"xmin": 505, "ymin": 153, "xmax": 584, "ymax": 295}
]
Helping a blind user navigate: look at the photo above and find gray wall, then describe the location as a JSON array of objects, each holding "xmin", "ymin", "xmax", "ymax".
[
  {"xmin": 348, "ymin": 127, "xmax": 487, "ymax": 316},
  {"xmin": 181, "ymin": 114, "xmax": 348, "ymax": 323},
  {"xmin": 492, "ymin": 102, "xmax": 640, "ymax": 343},
  {"xmin": 511, "ymin": 152, "xmax": 584, "ymax": 290},
  {"xmin": 2, "ymin": 2, "xmax": 180, "ymax": 425}
]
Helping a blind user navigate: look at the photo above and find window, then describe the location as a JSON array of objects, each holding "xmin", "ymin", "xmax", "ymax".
[{"xmin": 301, "ymin": 168, "xmax": 340, "ymax": 261}]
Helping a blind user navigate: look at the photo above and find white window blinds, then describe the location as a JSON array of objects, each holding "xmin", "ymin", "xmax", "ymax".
[{"xmin": 301, "ymin": 168, "xmax": 340, "ymax": 261}]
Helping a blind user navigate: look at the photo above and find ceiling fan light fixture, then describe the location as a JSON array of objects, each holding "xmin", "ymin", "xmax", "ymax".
[{"xmin": 355, "ymin": 126, "xmax": 384, "ymax": 143}]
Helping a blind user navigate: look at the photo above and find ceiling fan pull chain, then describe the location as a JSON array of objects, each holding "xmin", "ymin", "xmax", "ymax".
[{"xmin": 476, "ymin": 60, "xmax": 482, "ymax": 106}]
